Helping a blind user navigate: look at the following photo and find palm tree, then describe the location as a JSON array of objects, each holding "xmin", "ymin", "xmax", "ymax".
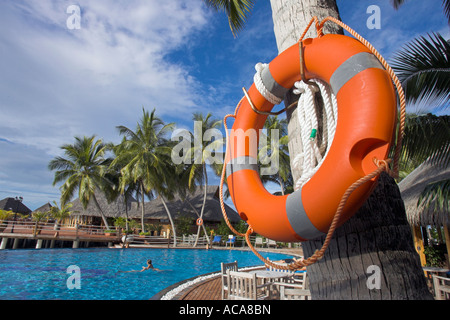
[
  {"xmin": 31, "ymin": 210, "xmax": 49, "ymax": 237},
  {"xmin": 48, "ymin": 201, "xmax": 73, "ymax": 231},
  {"xmin": 112, "ymin": 108, "xmax": 175, "ymax": 233},
  {"xmin": 259, "ymin": 115, "xmax": 292, "ymax": 195},
  {"xmin": 390, "ymin": 32, "xmax": 449, "ymax": 212},
  {"xmin": 48, "ymin": 136, "xmax": 113, "ymax": 229},
  {"xmin": 207, "ymin": 0, "xmax": 434, "ymax": 299},
  {"xmin": 181, "ymin": 112, "xmax": 223, "ymax": 246}
]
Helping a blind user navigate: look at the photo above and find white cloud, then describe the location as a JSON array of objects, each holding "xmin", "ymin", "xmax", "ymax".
[
  {"xmin": 0, "ymin": 0, "xmax": 210, "ymax": 156},
  {"xmin": 0, "ymin": 0, "xmax": 212, "ymax": 209}
]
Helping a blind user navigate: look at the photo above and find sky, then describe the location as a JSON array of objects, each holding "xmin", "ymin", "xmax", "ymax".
[{"xmin": 0, "ymin": 0, "xmax": 448, "ymax": 211}]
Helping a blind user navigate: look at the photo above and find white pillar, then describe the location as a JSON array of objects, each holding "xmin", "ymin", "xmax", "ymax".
[
  {"xmin": 36, "ymin": 239, "xmax": 43, "ymax": 249},
  {"xmin": 0, "ymin": 238, "xmax": 8, "ymax": 250},
  {"xmin": 72, "ymin": 240, "xmax": 79, "ymax": 248}
]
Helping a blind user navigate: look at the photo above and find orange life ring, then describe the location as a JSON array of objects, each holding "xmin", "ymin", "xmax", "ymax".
[
  {"xmin": 225, "ymin": 34, "xmax": 397, "ymax": 243},
  {"xmin": 196, "ymin": 218, "xmax": 203, "ymax": 226}
]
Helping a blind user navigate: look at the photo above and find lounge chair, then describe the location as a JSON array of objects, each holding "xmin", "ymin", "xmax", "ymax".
[
  {"xmin": 267, "ymin": 239, "xmax": 277, "ymax": 248},
  {"xmin": 226, "ymin": 235, "xmax": 236, "ymax": 247},
  {"xmin": 255, "ymin": 237, "xmax": 264, "ymax": 247},
  {"xmin": 212, "ymin": 235, "xmax": 222, "ymax": 246}
]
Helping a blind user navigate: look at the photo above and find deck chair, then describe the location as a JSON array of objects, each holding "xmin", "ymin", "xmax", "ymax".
[
  {"xmin": 432, "ymin": 275, "xmax": 450, "ymax": 300},
  {"xmin": 267, "ymin": 239, "xmax": 277, "ymax": 248},
  {"xmin": 292, "ymin": 271, "xmax": 309, "ymax": 289},
  {"xmin": 221, "ymin": 261, "xmax": 238, "ymax": 300},
  {"xmin": 226, "ymin": 270, "xmax": 271, "ymax": 300},
  {"xmin": 255, "ymin": 237, "xmax": 264, "ymax": 247},
  {"xmin": 276, "ymin": 282, "xmax": 311, "ymax": 300},
  {"xmin": 225, "ymin": 235, "xmax": 235, "ymax": 247},
  {"xmin": 212, "ymin": 235, "xmax": 222, "ymax": 246}
]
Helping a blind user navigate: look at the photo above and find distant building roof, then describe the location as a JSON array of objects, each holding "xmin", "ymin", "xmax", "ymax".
[
  {"xmin": 69, "ymin": 186, "xmax": 241, "ymax": 223},
  {"xmin": 32, "ymin": 202, "xmax": 53, "ymax": 213},
  {"xmin": 399, "ymin": 158, "xmax": 450, "ymax": 227},
  {"xmin": 0, "ymin": 197, "xmax": 32, "ymax": 215}
]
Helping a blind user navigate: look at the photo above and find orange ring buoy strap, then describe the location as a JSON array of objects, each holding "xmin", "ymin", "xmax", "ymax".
[{"xmin": 225, "ymin": 34, "xmax": 397, "ymax": 243}]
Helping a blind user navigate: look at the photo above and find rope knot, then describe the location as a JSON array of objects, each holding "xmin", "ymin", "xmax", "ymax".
[{"xmin": 373, "ymin": 158, "xmax": 395, "ymax": 177}]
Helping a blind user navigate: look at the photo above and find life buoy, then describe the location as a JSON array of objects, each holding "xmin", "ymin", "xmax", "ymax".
[
  {"xmin": 225, "ymin": 34, "xmax": 397, "ymax": 243},
  {"xmin": 196, "ymin": 218, "xmax": 203, "ymax": 226}
]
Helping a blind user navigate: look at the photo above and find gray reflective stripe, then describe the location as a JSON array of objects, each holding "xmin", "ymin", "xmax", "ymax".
[
  {"xmin": 226, "ymin": 156, "xmax": 258, "ymax": 179},
  {"xmin": 330, "ymin": 52, "xmax": 385, "ymax": 95},
  {"xmin": 261, "ymin": 67, "xmax": 289, "ymax": 100},
  {"xmin": 286, "ymin": 189, "xmax": 326, "ymax": 240}
]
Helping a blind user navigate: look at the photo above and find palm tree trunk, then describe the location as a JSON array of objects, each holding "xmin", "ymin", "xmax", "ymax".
[
  {"xmin": 92, "ymin": 194, "xmax": 110, "ymax": 230},
  {"xmin": 194, "ymin": 164, "xmax": 208, "ymax": 247},
  {"xmin": 160, "ymin": 196, "xmax": 177, "ymax": 247},
  {"xmin": 270, "ymin": 0, "xmax": 432, "ymax": 299},
  {"xmin": 140, "ymin": 182, "xmax": 145, "ymax": 233},
  {"xmin": 278, "ymin": 173, "xmax": 285, "ymax": 195},
  {"xmin": 302, "ymin": 173, "xmax": 433, "ymax": 299}
]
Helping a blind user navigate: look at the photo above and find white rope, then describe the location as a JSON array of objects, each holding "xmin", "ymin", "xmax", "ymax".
[
  {"xmin": 292, "ymin": 79, "xmax": 338, "ymax": 190},
  {"xmin": 254, "ymin": 63, "xmax": 284, "ymax": 105}
]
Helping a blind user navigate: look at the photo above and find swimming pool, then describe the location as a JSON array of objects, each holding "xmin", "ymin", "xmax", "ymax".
[{"xmin": 0, "ymin": 248, "xmax": 292, "ymax": 300}]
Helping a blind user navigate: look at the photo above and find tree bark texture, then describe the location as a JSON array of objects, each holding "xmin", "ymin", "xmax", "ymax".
[
  {"xmin": 270, "ymin": 0, "xmax": 343, "ymax": 185},
  {"xmin": 302, "ymin": 173, "xmax": 433, "ymax": 299}
]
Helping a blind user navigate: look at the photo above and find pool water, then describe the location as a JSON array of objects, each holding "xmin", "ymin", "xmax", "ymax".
[{"xmin": 0, "ymin": 248, "xmax": 292, "ymax": 300}]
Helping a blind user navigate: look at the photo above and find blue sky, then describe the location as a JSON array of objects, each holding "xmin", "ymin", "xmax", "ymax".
[{"xmin": 0, "ymin": 0, "xmax": 448, "ymax": 210}]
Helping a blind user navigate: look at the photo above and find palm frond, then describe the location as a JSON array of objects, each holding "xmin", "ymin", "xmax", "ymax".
[
  {"xmin": 391, "ymin": 32, "xmax": 450, "ymax": 108},
  {"xmin": 418, "ymin": 178, "xmax": 450, "ymax": 212},
  {"xmin": 203, "ymin": 0, "xmax": 255, "ymax": 36},
  {"xmin": 401, "ymin": 114, "xmax": 450, "ymax": 168}
]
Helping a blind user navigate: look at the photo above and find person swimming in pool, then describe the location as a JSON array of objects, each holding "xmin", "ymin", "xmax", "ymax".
[
  {"xmin": 140, "ymin": 259, "xmax": 161, "ymax": 272},
  {"xmin": 121, "ymin": 259, "xmax": 161, "ymax": 273}
]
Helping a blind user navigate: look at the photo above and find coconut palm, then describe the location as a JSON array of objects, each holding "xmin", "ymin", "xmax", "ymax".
[
  {"xmin": 31, "ymin": 210, "xmax": 49, "ymax": 237},
  {"xmin": 48, "ymin": 135, "xmax": 113, "ymax": 229},
  {"xmin": 48, "ymin": 201, "xmax": 73, "ymax": 231},
  {"xmin": 259, "ymin": 115, "xmax": 292, "ymax": 195},
  {"xmin": 391, "ymin": 33, "xmax": 450, "ymax": 213},
  {"xmin": 112, "ymin": 108, "xmax": 175, "ymax": 233},
  {"xmin": 208, "ymin": 0, "xmax": 434, "ymax": 299},
  {"xmin": 181, "ymin": 112, "xmax": 223, "ymax": 246}
]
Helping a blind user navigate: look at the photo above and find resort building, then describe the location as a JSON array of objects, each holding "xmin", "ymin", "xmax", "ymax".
[
  {"xmin": 65, "ymin": 185, "xmax": 241, "ymax": 232},
  {"xmin": 0, "ymin": 197, "xmax": 32, "ymax": 216}
]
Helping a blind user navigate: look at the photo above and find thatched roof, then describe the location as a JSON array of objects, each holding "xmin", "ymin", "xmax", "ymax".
[
  {"xmin": 32, "ymin": 202, "xmax": 53, "ymax": 213},
  {"xmin": 70, "ymin": 193, "xmax": 133, "ymax": 219},
  {"xmin": 129, "ymin": 185, "xmax": 241, "ymax": 223},
  {"xmin": 399, "ymin": 159, "xmax": 450, "ymax": 227},
  {"xmin": 69, "ymin": 186, "xmax": 241, "ymax": 223},
  {"xmin": 0, "ymin": 197, "xmax": 32, "ymax": 215}
]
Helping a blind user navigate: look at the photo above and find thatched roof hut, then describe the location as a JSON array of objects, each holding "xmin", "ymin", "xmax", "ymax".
[
  {"xmin": 129, "ymin": 185, "xmax": 241, "ymax": 223},
  {"xmin": 0, "ymin": 197, "xmax": 32, "ymax": 215},
  {"xmin": 399, "ymin": 159, "xmax": 450, "ymax": 227},
  {"xmin": 32, "ymin": 202, "xmax": 53, "ymax": 214},
  {"xmin": 68, "ymin": 186, "xmax": 240, "ymax": 224},
  {"xmin": 399, "ymin": 158, "xmax": 450, "ymax": 267},
  {"xmin": 70, "ymin": 193, "xmax": 133, "ymax": 219}
]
